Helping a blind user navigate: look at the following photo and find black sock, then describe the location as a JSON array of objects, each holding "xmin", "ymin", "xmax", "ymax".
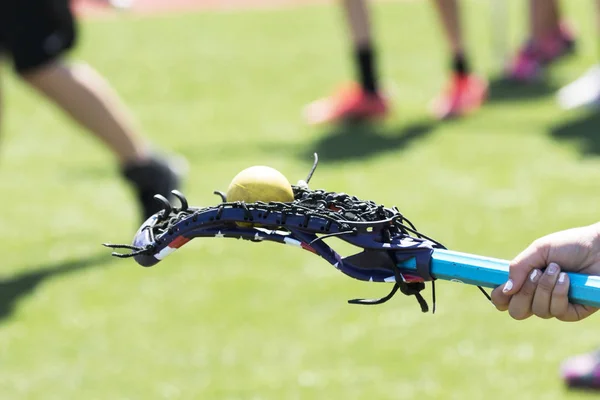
[
  {"xmin": 355, "ymin": 46, "xmax": 378, "ymax": 94},
  {"xmin": 452, "ymin": 53, "xmax": 470, "ymax": 76}
]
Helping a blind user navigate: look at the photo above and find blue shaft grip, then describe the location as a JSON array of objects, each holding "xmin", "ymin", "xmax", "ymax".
[{"xmin": 397, "ymin": 249, "xmax": 600, "ymax": 308}]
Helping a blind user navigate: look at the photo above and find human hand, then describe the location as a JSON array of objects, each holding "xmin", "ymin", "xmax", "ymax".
[{"xmin": 491, "ymin": 223, "xmax": 600, "ymax": 321}]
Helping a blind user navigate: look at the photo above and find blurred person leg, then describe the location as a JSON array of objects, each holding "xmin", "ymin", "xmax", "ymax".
[
  {"xmin": 428, "ymin": 0, "xmax": 488, "ymax": 120},
  {"xmin": 506, "ymin": 0, "xmax": 575, "ymax": 82},
  {"xmin": 303, "ymin": 0, "xmax": 389, "ymax": 126},
  {"xmin": 2, "ymin": 0, "xmax": 184, "ymax": 221},
  {"xmin": 556, "ymin": 0, "xmax": 600, "ymax": 110}
]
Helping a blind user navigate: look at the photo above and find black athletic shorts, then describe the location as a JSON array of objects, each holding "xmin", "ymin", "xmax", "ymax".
[{"xmin": 0, "ymin": 0, "xmax": 78, "ymax": 73}]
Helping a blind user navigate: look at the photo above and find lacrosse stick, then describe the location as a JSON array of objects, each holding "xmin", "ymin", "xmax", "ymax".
[{"xmin": 104, "ymin": 154, "xmax": 600, "ymax": 312}]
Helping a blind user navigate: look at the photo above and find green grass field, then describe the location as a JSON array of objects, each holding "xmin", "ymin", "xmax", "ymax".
[{"xmin": 2, "ymin": 0, "xmax": 600, "ymax": 398}]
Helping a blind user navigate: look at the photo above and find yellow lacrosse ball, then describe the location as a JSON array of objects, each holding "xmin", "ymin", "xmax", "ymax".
[
  {"xmin": 226, "ymin": 165, "xmax": 294, "ymax": 204},
  {"xmin": 226, "ymin": 166, "xmax": 294, "ymax": 228}
]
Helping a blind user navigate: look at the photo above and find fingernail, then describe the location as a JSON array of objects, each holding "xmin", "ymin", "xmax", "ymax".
[
  {"xmin": 558, "ymin": 272, "xmax": 567, "ymax": 284},
  {"xmin": 547, "ymin": 263, "xmax": 559, "ymax": 276},
  {"xmin": 530, "ymin": 269, "xmax": 541, "ymax": 282},
  {"xmin": 502, "ymin": 279, "xmax": 513, "ymax": 293}
]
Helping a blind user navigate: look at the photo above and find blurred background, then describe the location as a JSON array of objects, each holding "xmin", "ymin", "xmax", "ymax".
[{"xmin": 1, "ymin": 0, "xmax": 600, "ymax": 398}]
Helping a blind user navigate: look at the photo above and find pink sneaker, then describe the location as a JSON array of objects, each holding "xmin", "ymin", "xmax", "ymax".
[
  {"xmin": 561, "ymin": 349, "xmax": 600, "ymax": 390},
  {"xmin": 506, "ymin": 22, "xmax": 575, "ymax": 82}
]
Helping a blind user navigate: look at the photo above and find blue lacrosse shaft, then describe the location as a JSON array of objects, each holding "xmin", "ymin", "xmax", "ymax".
[{"xmin": 396, "ymin": 249, "xmax": 600, "ymax": 308}]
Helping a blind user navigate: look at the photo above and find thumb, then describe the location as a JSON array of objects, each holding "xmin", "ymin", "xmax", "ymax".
[{"xmin": 503, "ymin": 238, "xmax": 549, "ymax": 295}]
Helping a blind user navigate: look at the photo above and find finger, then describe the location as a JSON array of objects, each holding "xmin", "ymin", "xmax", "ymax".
[
  {"xmin": 531, "ymin": 263, "xmax": 561, "ymax": 318},
  {"xmin": 508, "ymin": 268, "xmax": 541, "ymax": 320},
  {"xmin": 548, "ymin": 273, "xmax": 600, "ymax": 322},
  {"xmin": 491, "ymin": 285, "xmax": 511, "ymax": 311},
  {"xmin": 561, "ymin": 304, "xmax": 600, "ymax": 322},
  {"xmin": 550, "ymin": 272, "xmax": 570, "ymax": 320},
  {"xmin": 503, "ymin": 238, "xmax": 549, "ymax": 296}
]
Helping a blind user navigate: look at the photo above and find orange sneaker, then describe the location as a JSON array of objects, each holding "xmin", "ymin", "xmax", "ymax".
[
  {"xmin": 429, "ymin": 74, "xmax": 488, "ymax": 120},
  {"xmin": 303, "ymin": 83, "xmax": 389, "ymax": 125}
]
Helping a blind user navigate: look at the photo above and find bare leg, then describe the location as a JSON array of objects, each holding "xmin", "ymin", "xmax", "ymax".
[
  {"xmin": 343, "ymin": 0, "xmax": 371, "ymax": 48},
  {"xmin": 20, "ymin": 61, "xmax": 149, "ymax": 165},
  {"xmin": 342, "ymin": 0, "xmax": 379, "ymax": 94},
  {"xmin": 530, "ymin": 0, "xmax": 561, "ymax": 42},
  {"xmin": 431, "ymin": 0, "xmax": 464, "ymax": 55}
]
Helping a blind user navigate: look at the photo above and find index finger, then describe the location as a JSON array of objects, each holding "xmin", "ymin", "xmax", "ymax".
[{"xmin": 502, "ymin": 238, "xmax": 549, "ymax": 296}]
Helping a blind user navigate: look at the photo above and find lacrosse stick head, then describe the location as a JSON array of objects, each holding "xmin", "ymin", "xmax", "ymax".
[
  {"xmin": 130, "ymin": 214, "xmax": 163, "ymax": 267},
  {"xmin": 104, "ymin": 154, "xmax": 446, "ymax": 311}
]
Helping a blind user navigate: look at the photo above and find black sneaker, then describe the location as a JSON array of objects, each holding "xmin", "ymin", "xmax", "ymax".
[{"xmin": 122, "ymin": 155, "xmax": 186, "ymax": 222}]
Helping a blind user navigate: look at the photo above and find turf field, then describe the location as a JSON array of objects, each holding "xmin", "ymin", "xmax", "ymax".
[{"xmin": 2, "ymin": 0, "xmax": 600, "ymax": 398}]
